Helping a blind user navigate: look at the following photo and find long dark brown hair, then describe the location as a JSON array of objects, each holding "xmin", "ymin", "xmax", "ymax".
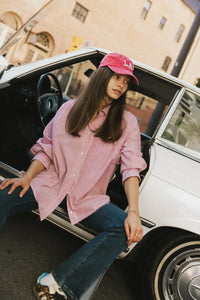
[{"xmin": 66, "ymin": 67, "xmax": 128, "ymax": 143}]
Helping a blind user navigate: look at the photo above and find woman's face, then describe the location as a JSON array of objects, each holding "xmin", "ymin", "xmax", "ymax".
[{"xmin": 106, "ymin": 73, "xmax": 130, "ymax": 102}]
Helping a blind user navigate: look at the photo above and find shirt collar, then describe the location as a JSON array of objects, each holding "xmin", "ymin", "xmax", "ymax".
[{"xmin": 99, "ymin": 104, "xmax": 111, "ymax": 116}]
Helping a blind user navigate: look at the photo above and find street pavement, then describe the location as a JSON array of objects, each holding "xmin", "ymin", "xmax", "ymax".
[{"xmin": 0, "ymin": 212, "xmax": 140, "ymax": 300}]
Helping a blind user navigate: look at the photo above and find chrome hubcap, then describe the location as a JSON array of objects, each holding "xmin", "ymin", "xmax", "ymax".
[
  {"xmin": 189, "ymin": 276, "xmax": 200, "ymax": 299},
  {"xmin": 155, "ymin": 242, "xmax": 200, "ymax": 300},
  {"xmin": 176, "ymin": 258, "xmax": 200, "ymax": 299}
]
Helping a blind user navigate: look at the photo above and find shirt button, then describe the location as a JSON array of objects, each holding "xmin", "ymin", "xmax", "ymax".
[
  {"xmin": 69, "ymin": 211, "xmax": 73, "ymax": 214},
  {"xmin": 81, "ymin": 152, "xmax": 84, "ymax": 156},
  {"xmin": 73, "ymin": 174, "xmax": 76, "ymax": 177}
]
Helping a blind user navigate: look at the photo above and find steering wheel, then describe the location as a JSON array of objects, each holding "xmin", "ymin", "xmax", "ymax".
[{"xmin": 36, "ymin": 72, "xmax": 63, "ymax": 127}]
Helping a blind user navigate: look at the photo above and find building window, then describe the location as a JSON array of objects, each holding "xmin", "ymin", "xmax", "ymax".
[
  {"xmin": 175, "ymin": 24, "xmax": 185, "ymax": 42},
  {"xmin": 37, "ymin": 33, "xmax": 50, "ymax": 50},
  {"xmin": 72, "ymin": 2, "xmax": 88, "ymax": 23},
  {"xmin": 161, "ymin": 56, "xmax": 172, "ymax": 72},
  {"xmin": 0, "ymin": 12, "xmax": 22, "ymax": 31},
  {"xmin": 24, "ymin": 49, "xmax": 35, "ymax": 63},
  {"xmin": 0, "ymin": 22, "xmax": 15, "ymax": 48},
  {"xmin": 141, "ymin": 0, "xmax": 152, "ymax": 19},
  {"xmin": 25, "ymin": 32, "xmax": 53, "ymax": 63},
  {"xmin": 159, "ymin": 16, "xmax": 167, "ymax": 29},
  {"xmin": 0, "ymin": 12, "xmax": 22, "ymax": 50}
]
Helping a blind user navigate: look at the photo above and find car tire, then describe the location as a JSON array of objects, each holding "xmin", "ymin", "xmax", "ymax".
[{"xmin": 139, "ymin": 230, "xmax": 200, "ymax": 300}]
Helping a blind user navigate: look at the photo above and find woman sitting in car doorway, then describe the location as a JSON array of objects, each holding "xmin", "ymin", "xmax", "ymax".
[{"xmin": 0, "ymin": 52, "xmax": 146, "ymax": 300}]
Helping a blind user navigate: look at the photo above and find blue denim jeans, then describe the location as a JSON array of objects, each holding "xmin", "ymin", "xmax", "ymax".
[
  {"xmin": 0, "ymin": 186, "xmax": 38, "ymax": 229},
  {"xmin": 53, "ymin": 203, "xmax": 128, "ymax": 300},
  {"xmin": 0, "ymin": 187, "xmax": 128, "ymax": 300}
]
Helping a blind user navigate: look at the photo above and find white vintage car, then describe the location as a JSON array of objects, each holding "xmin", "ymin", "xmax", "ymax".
[{"xmin": 0, "ymin": 47, "xmax": 199, "ymax": 300}]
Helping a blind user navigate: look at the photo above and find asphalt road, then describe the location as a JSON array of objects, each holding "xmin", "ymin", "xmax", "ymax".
[{"xmin": 0, "ymin": 212, "xmax": 140, "ymax": 300}]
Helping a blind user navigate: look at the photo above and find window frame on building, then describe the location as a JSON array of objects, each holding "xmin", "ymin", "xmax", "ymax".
[
  {"xmin": 24, "ymin": 32, "xmax": 54, "ymax": 63},
  {"xmin": 175, "ymin": 24, "xmax": 185, "ymax": 42},
  {"xmin": 159, "ymin": 16, "xmax": 167, "ymax": 29},
  {"xmin": 0, "ymin": 22, "xmax": 15, "ymax": 48},
  {"xmin": 72, "ymin": 2, "xmax": 89, "ymax": 23},
  {"xmin": 161, "ymin": 56, "xmax": 172, "ymax": 72},
  {"xmin": 141, "ymin": 0, "xmax": 152, "ymax": 20},
  {"xmin": 0, "ymin": 12, "xmax": 22, "ymax": 61}
]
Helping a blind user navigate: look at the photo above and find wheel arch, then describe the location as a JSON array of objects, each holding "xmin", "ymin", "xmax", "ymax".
[
  {"xmin": 126, "ymin": 225, "xmax": 200, "ymax": 261},
  {"xmin": 126, "ymin": 226, "xmax": 200, "ymax": 299}
]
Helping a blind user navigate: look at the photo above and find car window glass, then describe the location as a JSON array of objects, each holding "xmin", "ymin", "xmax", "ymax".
[
  {"xmin": 52, "ymin": 60, "xmax": 95, "ymax": 99},
  {"xmin": 125, "ymin": 90, "xmax": 159, "ymax": 133},
  {"xmin": 162, "ymin": 90, "xmax": 200, "ymax": 152}
]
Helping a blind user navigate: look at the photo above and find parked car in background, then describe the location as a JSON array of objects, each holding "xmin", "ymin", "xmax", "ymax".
[{"xmin": 0, "ymin": 47, "xmax": 200, "ymax": 300}]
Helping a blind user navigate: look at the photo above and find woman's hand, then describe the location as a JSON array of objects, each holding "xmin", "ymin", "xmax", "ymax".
[
  {"xmin": 0, "ymin": 159, "xmax": 45, "ymax": 198},
  {"xmin": 0, "ymin": 174, "xmax": 31, "ymax": 198},
  {"xmin": 124, "ymin": 212, "xmax": 143, "ymax": 246}
]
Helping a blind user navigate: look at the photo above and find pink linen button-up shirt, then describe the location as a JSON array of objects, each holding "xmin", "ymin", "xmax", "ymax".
[{"xmin": 30, "ymin": 99, "xmax": 146, "ymax": 225}]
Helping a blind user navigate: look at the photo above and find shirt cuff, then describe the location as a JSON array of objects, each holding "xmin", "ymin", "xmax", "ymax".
[{"xmin": 122, "ymin": 169, "xmax": 140, "ymax": 184}]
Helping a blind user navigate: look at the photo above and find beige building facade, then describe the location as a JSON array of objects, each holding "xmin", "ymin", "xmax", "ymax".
[{"xmin": 0, "ymin": 0, "xmax": 199, "ymax": 85}]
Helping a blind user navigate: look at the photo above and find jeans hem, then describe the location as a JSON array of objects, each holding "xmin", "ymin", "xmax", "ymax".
[{"xmin": 52, "ymin": 271, "xmax": 78, "ymax": 300}]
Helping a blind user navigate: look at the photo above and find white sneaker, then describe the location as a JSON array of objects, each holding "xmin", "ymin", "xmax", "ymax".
[{"xmin": 33, "ymin": 273, "xmax": 67, "ymax": 300}]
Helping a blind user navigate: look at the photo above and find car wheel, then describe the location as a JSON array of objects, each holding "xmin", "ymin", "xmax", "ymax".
[{"xmin": 140, "ymin": 231, "xmax": 200, "ymax": 300}]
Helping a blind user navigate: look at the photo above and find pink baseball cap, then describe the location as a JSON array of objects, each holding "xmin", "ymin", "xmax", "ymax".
[{"xmin": 99, "ymin": 52, "xmax": 139, "ymax": 85}]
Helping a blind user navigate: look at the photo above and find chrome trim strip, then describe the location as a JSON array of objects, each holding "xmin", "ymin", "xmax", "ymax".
[
  {"xmin": 141, "ymin": 217, "xmax": 156, "ymax": 228},
  {"xmin": 0, "ymin": 161, "xmax": 21, "ymax": 178},
  {"xmin": 54, "ymin": 208, "xmax": 156, "ymax": 230}
]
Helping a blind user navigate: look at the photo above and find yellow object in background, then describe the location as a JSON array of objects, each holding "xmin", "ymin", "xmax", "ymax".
[{"xmin": 68, "ymin": 36, "xmax": 83, "ymax": 52}]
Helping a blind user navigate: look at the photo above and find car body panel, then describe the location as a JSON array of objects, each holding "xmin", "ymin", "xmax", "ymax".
[{"xmin": 139, "ymin": 144, "xmax": 200, "ymax": 231}]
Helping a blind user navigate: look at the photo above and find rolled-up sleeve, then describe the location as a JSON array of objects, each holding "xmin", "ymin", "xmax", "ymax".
[
  {"xmin": 30, "ymin": 118, "xmax": 53, "ymax": 169},
  {"xmin": 120, "ymin": 114, "xmax": 147, "ymax": 184}
]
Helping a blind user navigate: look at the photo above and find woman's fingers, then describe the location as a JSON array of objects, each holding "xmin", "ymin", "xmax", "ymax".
[
  {"xmin": 133, "ymin": 229, "xmax": 143, "ymax": 242},
  {"xmin": 128, "ymin": 229, "xmax": 143, "ymax": 245},
  {"xmin": 0, "ymin": 177, "xmax": 30, "ymax": 197},
  {"xmin": 19, "ymin": 185, "xmax": 29, "ymax": 198},
  {"xmin": 8, "ymin": 180, "xmax": 21, "ymax": 195},
  {"xmin": 0, "ymin": 178, "xmax": 14, "ymax": 189},
  {"xmin": 124, "ymin": 221, "xmax": 130, "ymax": 241},
  {"xmin": 124, "ymin": 215, "xmax": 143, "ymax": 245}
]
